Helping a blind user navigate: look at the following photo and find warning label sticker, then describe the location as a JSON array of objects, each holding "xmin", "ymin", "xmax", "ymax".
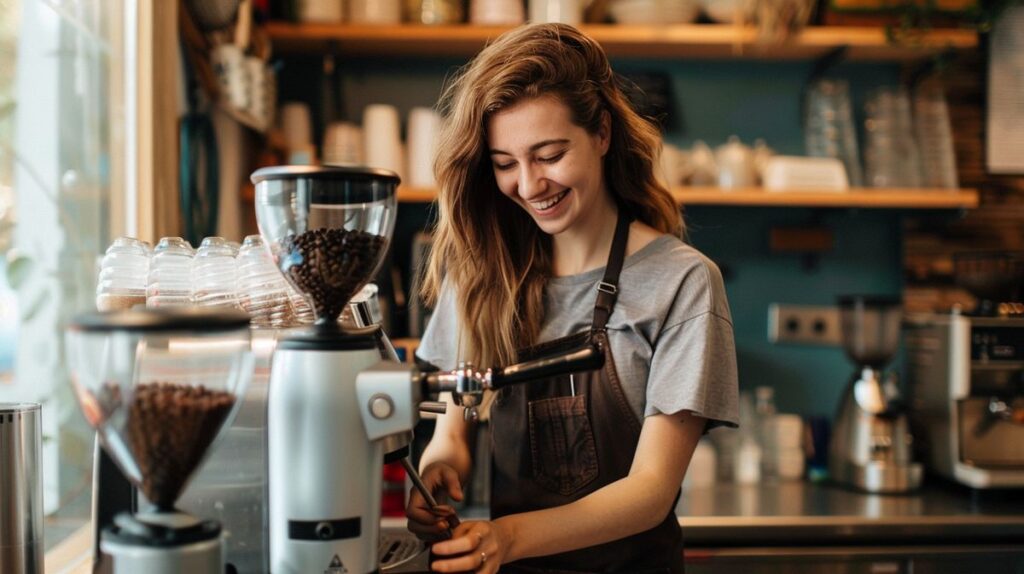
[{"xmin": 325, "ymin": 554, "xmax": 348, "ymax": 574}]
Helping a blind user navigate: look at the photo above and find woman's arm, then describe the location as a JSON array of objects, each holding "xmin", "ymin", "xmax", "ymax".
[
  {"xmin": 418, "ymin": 394, "xmax": 474, "ymax": 481},
  {"xmin": 406, "ymin": 396, "xmax": 476, "ymax": 540},
  {"xmin": 430, "ymin": 410, "xmax": 706, "ymax": 571}
]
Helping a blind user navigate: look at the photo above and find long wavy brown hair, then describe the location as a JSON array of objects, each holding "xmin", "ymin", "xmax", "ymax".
[{"xmin": 422, "ymin": 23, "xmax": 683, "ymax": 368}]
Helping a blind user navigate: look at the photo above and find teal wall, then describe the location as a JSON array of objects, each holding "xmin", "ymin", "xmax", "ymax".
[{"xmin": 278, "ymin": 54, "xmax": 949, "ymax": 418}]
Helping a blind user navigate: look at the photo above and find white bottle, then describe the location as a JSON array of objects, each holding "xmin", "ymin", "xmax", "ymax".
[
  {"xmin": 755, "ymin": 385, "xmax": 778, "ymax": 479},
  {"xmin": 734, "ymin": 435, "xmax": 762, "ymax": 484},
  {"xmin": 683, "ymin": 439, "xmax": 717, "ymax": 491}
]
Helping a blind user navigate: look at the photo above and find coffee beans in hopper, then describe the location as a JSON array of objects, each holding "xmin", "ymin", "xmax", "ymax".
[
  {"xmin": 124, "ymin": 382, "xmax": 235, "ymax": 509},
  {"xmin": 280, "ymin": 228, "xmax": 385, "ymax": 322}
]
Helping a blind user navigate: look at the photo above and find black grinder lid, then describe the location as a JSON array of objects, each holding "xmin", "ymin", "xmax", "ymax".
[{"xmin": 69, "ymin": 307, "xmax": 251, "ymax": 333}]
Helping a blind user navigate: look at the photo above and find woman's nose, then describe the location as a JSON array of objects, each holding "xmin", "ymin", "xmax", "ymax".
[{"xmin": 518, "ymin": 165, "xmax": 547, "ymax": 199}]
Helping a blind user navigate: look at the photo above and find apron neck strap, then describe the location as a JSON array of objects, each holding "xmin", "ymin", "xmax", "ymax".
[{"xmin": 592, "ymin": 210, "xmax": 631, "ymax": 332}]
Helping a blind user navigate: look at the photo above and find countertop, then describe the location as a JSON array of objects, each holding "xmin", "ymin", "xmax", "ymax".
[
  {"xmin": 676, "ymin": 480, "xmax": 1024, "ymax": 546},
  {"xmin": 47, "ymin": 480, "xmax": 1024, "ymax": 572}
]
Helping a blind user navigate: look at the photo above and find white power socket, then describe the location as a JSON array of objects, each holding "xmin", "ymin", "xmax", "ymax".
[{"xmin": 768, "ymin": 303, "xmax": 842, "ymax": 346}]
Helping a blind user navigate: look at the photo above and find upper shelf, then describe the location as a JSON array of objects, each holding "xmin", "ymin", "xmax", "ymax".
[
  {"xmin": 265, "ymin": 22, "xmax": 978, "ymax": 61},
  {"xmin": 398, "ymin": 186, "xmax": 979, "ymax": 209}
]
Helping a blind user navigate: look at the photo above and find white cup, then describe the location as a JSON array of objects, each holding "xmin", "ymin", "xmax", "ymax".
[
  {"xmin": 470, "ymin": 0, "xmax": 525, "ymax": 24},
  {"xmin": 300, "ymin": 0, "xmax": 344, "ymax": 22},
  {"xmin": 529, "ymin": 0, "xmax": 582, "ymax": 24},
  {"xmin": 363, "ymin": 104, "xmax": 403, "ymax": 177},
  {"xmin": 280, "ymin": 102, "xmax": 313, "ymax": 153},
  {"xmin": 211, "ymin": 44, "xmax": 248, "ymax": 111},
  {"xmin": 407, "ymin": 107, "xmax": 440, "ymax": 188},
  {"xmin": 323, "ymin": 121, "xmax": 365, "ymax": 165},
  {"xmin": 768, "ymin": 414, "xmax": 804, "ymax": 450},
  {"xmin": 244, "ymin": 57, "xmax": 273, "ymax": 129},
  {"xmin": 349, "ymin": 0, "xmax": 402, "ymax": 23}
]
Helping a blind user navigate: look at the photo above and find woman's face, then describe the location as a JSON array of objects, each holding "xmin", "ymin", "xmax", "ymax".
[{"xmin": 486, "ymin": 96, "xmax": 611, "ymax": 236}]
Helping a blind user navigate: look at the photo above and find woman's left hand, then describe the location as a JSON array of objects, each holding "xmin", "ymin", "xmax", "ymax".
[{"xmin": 430, "ymin": 520, "xmax": 511, "ymax": 573}]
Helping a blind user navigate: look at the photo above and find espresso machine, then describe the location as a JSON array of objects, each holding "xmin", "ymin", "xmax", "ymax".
[
  {"xmin": 66, "ymin": 308, "xmax": 254, "ymax": 573},
  {"xmin": 904, "ymin": 251, "xmax": 1024, "ymax": 488},
  {"xmin": 829, "ymin": 296, "xmax": 923, "ymax": 493},
  {"xmin": 252, "ymin": 165, "xmax": 604, "ymax": 573}
]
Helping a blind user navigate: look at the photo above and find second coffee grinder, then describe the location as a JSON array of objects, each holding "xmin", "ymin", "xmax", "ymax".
[{"xmin": 829, "ymin": 295, "xmax": 922, "ymax": 493}]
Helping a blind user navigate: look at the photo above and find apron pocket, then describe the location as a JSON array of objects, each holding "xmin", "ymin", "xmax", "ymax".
[{"xmin": 528, "ymin": 395, "xmax": 599, "ymax": 497}]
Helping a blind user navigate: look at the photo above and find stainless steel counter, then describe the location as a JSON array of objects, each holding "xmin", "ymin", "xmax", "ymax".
[{"xmin": 676, "ymin": 481, "xmax": 1024, "ymax": 546}]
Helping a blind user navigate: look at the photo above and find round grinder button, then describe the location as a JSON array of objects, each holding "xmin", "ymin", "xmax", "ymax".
[{"xmin": 369, "ymin": 395, "xmax": 394, "ymax": 419}]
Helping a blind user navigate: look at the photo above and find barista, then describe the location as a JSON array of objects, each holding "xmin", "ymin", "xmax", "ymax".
[{"xmin": 408, "ymin": 23, "xmax": 739, "ymax": 573}]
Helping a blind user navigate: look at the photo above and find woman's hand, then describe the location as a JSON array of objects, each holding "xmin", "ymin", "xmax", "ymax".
[
  {"xmin": 405, "ymin": 462, "xmax": 464, "ymax": 541},
  {"xmin": 430, "ymin": 520, "xmax": 512, "ymax": 573}
]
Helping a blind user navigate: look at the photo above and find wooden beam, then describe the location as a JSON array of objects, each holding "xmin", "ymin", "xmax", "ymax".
[{"xmin": 136, "ymin": 0, "xmax": 180, "ymax": 243}]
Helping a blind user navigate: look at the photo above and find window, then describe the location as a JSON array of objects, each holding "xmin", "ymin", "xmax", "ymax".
[{"xmin": 0, "ymin": 0, "xmax": 130, "ymax": 551}]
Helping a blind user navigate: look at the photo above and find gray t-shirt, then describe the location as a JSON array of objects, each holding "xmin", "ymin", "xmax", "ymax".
[{"xmin": 416, "ymin": 234, "xmax": 739, "ymax": 431}]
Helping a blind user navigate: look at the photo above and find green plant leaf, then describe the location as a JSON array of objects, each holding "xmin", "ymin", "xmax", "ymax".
[
  {"xmin": 0, "ymin": 100, "xmax": 14, "ymax": 121},
  {"xmin": 4, "ymin": 252, "xmax": 34, "ymax": 290}
]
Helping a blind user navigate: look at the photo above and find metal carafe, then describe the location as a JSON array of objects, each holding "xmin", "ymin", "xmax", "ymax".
[{"xmin": 0, "ymin": 403, "xmax": 43, "ymax": 574}]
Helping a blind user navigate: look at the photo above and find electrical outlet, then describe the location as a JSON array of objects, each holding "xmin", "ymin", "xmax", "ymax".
[{"xmin": 768, "ymin": 303, "xmax": 842, "ymax": 346}]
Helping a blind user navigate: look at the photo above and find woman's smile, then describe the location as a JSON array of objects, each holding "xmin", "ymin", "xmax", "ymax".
[{"xmin": 529, "ymin": 189, "xmax": 570, "ymax": 214}]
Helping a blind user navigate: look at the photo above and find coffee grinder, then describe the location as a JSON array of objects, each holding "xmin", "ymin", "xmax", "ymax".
[
  {"xmin": 253, "ymin": 165, "xmax": 607, "ymax": 573},
  {"xmin": 253, "ymin": 165, "xmax": 406, "ymax": 573},
  {"xmin": 66, "ymin": 308, "xmax": 254, "ymax": 573},
  {"xmin": 829, "ymin": 296, "xmax": 923, "ymax": 493}
]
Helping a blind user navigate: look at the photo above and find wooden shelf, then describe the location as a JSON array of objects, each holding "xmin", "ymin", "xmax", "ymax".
[
  {"xmin": 673, "ymin": 187, "xmax": 980, "ymax": 208},
  {"xmin": 399, "ymin": 186, "xmax": 979, "ymax": 209},
  {"xmin": 265, "ymin": 22, "xmax": 977, "ymax": 61}
]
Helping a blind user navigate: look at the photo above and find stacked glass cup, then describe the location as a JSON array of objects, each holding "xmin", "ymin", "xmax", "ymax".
[
  {"xmin": 96, "ymin": 237, "xmax": 151, "ymax": 311},
  {"xmin": 146, "ymin": 237, "xmax": 195, "ymax": 308},
  {"xmin": 235, "ymin": 235, "xmax": 294, "ymax": 328},
  {"xmin": 192, "ymin": 237, "xmax": 241, "ymax": 308}
]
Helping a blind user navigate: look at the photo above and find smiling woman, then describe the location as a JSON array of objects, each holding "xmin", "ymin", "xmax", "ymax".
[{"xmin": 409, "ymin": 23, "xmax": 739, "ymax": 574}]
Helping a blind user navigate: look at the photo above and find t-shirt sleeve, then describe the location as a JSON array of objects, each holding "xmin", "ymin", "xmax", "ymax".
[
  {"xmin": 645, "ymin": 312, "xmax": 739, "ymax": 431},
  {"xmin": 413, "ymin": 280, "xmax": 460, "ymax": 371}
]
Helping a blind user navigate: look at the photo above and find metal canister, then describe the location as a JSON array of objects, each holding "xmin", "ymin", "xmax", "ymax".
[{"xmin": 0, "ymin": 403, "xmax": 43, "ymax": 574}]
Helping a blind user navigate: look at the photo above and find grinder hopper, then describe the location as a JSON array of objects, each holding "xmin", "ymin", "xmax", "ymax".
[
  {"xmin": 252, "ymin": 165, "xmax": 399, "ymax": 328},
  {"xmin": 66, "ymin": 308, "xmax": 254, "ymax": 573}
]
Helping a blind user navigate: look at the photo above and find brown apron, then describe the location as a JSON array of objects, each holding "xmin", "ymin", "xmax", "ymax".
[{"xmin": 489, "ymin": 212, "xmax": 685, "ymax": 574}]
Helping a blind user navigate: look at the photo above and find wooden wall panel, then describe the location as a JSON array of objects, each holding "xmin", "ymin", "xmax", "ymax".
[{"xmin": 903, "ymin": 50, "xmax": 1024, "ymax": 313}]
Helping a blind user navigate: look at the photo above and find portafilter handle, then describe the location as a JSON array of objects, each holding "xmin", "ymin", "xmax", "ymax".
[{"xmin": 420, "ymin": 343, "xmax": 604, "ymax": 420}]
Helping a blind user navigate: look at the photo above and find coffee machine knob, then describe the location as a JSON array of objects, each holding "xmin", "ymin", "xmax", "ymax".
[
  {"xmin": 315, "ymin": 522, "xmax": 335, "ymax": 540},
  {"xmin": 369, "ymin": 394, "xmax": 395, "ymax": 420}
]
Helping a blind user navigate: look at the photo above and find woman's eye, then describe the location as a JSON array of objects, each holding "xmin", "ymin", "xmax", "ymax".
[
  {"xmin": 539, "ymin": 151, "xmax": 567, "ymax": 163},
  {"xmin": 493, "ymin": 161, "xmax": 516, "ymax": 171}
]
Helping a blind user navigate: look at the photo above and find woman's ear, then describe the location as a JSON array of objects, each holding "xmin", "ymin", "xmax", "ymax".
[{"xmin": 598, "ymin": 110, "xmax": 611, "ymax": 156}]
